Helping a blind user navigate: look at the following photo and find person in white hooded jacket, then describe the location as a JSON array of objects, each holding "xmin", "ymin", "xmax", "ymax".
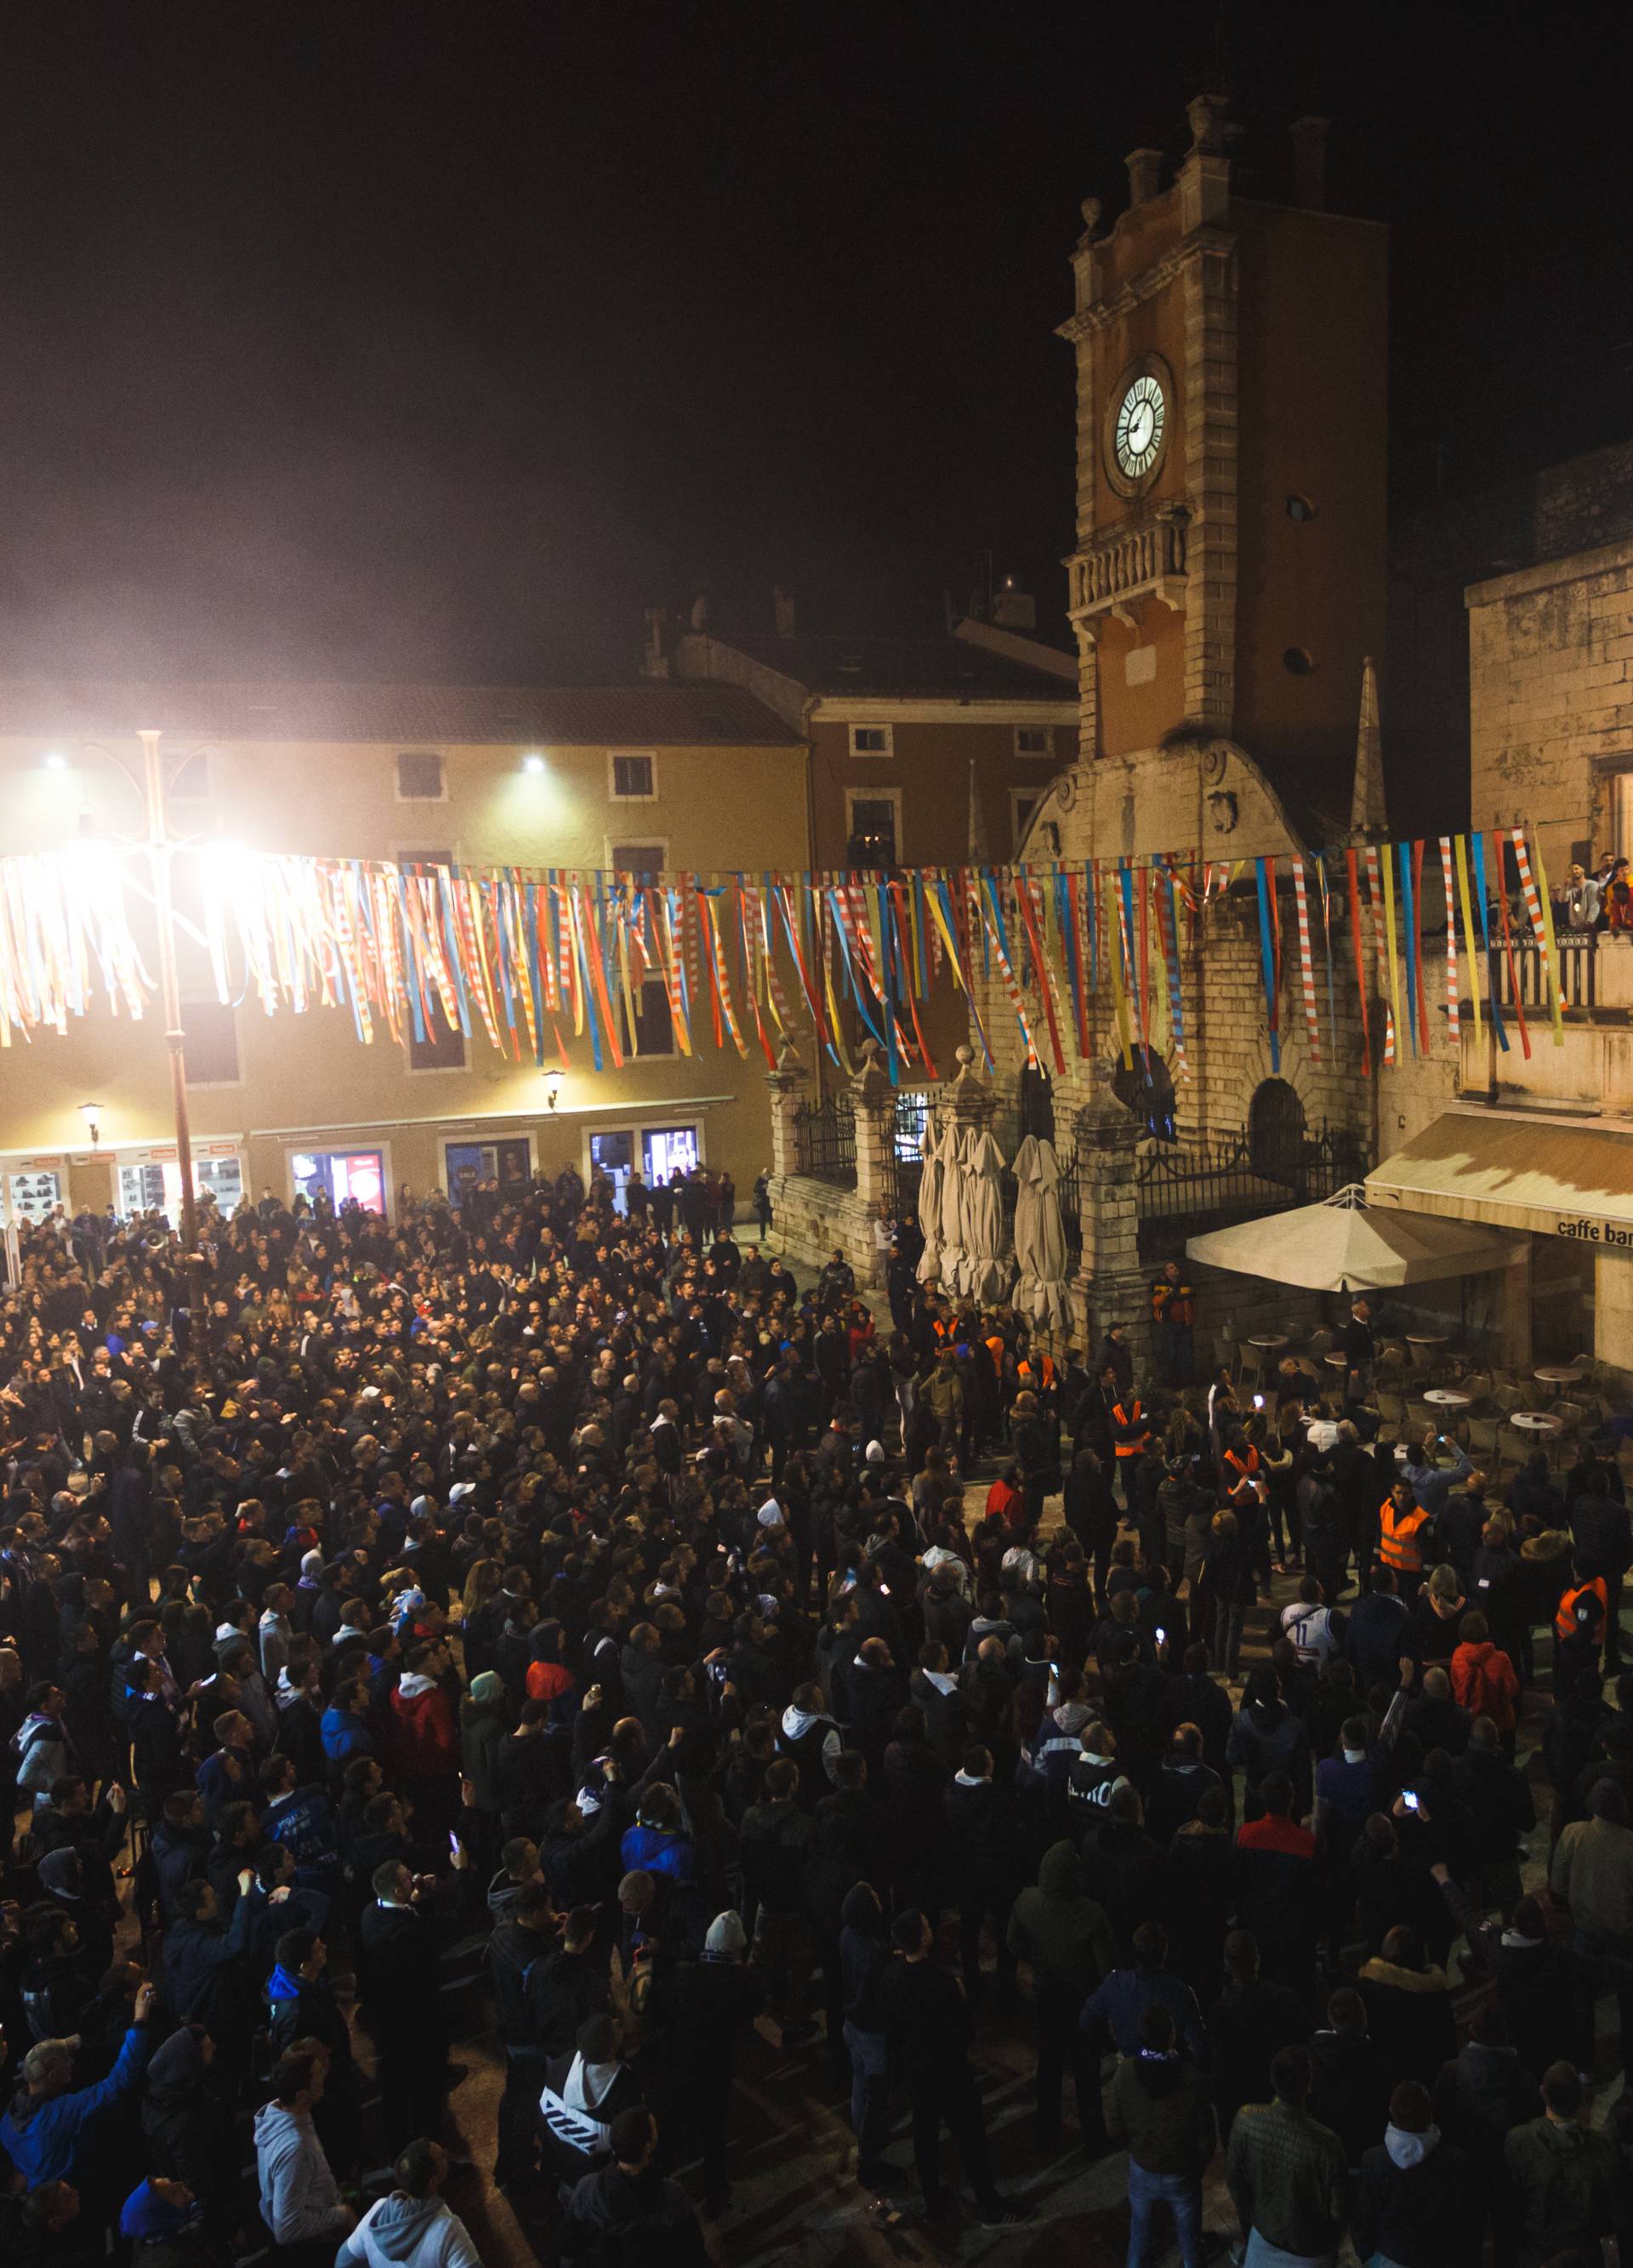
[
  {"xmin": 253, "ymin": 2047, "xmax": 355, "ymax": 2254},
  {"xmin": 336, "ymin": 2140, "xmax": 481, "ymax": 2268}
]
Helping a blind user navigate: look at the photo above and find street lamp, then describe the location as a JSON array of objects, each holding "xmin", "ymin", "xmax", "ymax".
[{"xmin": 78, "ymin": 1102, "xmax": 105, "ymax": 1151}]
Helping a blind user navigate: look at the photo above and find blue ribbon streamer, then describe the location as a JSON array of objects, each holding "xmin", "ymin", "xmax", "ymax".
[
  {"xmin": 1255, "ymin": 857, "xmax": 1281, "ymax": 1075},
  {"xmin": 1397, "ymin": 842, "xmax": 1419, "ymax": 1058}
]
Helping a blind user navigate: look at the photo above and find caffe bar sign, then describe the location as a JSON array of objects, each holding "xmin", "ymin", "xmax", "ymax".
[{"xmin": 1556, "ymin": 1218, "xmax": 1633, "ymax": 1247}]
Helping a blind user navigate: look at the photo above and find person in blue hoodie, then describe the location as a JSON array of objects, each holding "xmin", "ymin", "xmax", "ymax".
[
  {"xmin": 0, "ymin": 1980, "xmax": 158, "ymax": 2189},
  {"xmin": 617, "ymin": 1784, "xmax": 695, "ymax": 1884}
]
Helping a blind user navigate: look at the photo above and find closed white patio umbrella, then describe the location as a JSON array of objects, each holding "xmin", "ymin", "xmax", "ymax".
[
  {"xmin": 962, "ymin": 1123, "xmax": 1011, "ymax": 1306},
  {"xmin": 934, "ymin": 1117, "xmax": 967, "ymax": 1293},
  {"xmin": 915, "ymin": 1111, "xmax": 945, "ymax": 1285},
  {"xmin": 1013, "ymin": 1134, "xmax": 1073, "ymax": 1332}
]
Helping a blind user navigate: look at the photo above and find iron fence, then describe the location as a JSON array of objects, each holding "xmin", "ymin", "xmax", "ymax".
[
  {"xmin": 793, "ymin": 1095, "xmax": 856, "ymax": 1186},
  {"xmin": 1135, "ymin": 1120, "xmax": 1369, "ymax": 1254}
]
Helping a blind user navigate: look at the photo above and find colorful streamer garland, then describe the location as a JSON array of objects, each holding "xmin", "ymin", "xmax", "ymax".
[{"xmin": 0, "ymin": 837, "xmax": 1573, "ymax": 1082}]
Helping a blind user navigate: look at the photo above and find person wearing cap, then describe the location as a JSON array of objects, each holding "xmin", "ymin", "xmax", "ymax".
[{"xmin": 671, "ymin": 1911, "xmax": 760, "ymax": 2217}]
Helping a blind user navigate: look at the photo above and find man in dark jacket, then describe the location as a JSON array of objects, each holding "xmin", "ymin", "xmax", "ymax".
[
  {"xmin": 1504, "ymin": 2063, "xmax": 1623, "ymax": 2268},
  {"xmin": 1108, "ymin": 2005, "xmax": 1216, "ymax": 2268},
  {"xmin": 669, "ymin": 1910, "xmax": 760, "ymax": 2218},
  {"xmin": 484, "ymin": 1882, "xmax": 560, "ymax": 2186},
  {"xmin": 738, "ymin": 1759, "xmax": 814, "ymax": 2049},
  {"xmin": 359, "ymin": 1849, "xmax": 474, "ymax": 2151},
  {"xmin": 838, "ymin": 1882, "xmax": 894, "ymax": 2187},
  {"xmin": 875, "ymin": 1910, "xmax": 1026, "ymax": 2227},
  {"xmin": 1306, "ymin": 1987, "xmax": 1391, "ymax": 2174},
  {"xmin": 560, "ymin": 2106, "xmax": 708, "ymax": 2266},
  {"xmin": 942, "ymin": 1745, "xmax": 1019, "ymax": 1998},
  {"xmin": 832, "ymin": 1638, "xmax": 908, "ymax": 1783},
  {"xmin": 1354, "ymin": 2078, "xmax": 1481, "ymax": 2268},
  {"xmin": 1007, "ymin": 1839, "xmax": 1114, "ymax": 2153}
]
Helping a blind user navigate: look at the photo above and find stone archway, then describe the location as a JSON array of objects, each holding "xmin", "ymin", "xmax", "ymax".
[{"xmin": 1248, "ymin": 1075, "xmax": 1306, "ymax": 1184}]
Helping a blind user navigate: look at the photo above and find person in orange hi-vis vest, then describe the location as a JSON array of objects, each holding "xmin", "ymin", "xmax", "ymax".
[
  {"xmin": 1377, "ymin": 1480, "xmax": 1432, "ymax": 1605},
  {"xmin": 1555, "ymin": 1555, "xmax": 1609, "ymax": 1689}
]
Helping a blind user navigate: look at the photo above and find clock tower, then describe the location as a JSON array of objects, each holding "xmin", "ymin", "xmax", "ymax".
[{"xmin": 1058, "ymin": 94, "xmax": 1387, "ymax": 849}]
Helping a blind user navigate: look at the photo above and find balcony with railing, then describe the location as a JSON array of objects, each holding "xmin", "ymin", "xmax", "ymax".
[{"xmin": 1067, "ymin": 503, "xmax": 1189, "ymax": 628}]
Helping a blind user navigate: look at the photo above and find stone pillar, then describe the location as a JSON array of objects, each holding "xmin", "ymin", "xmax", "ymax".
[
  {"xmin": 850, "ymin": 1038, "xmax": 896, "ymax": 1239},
  {"xmin": 1070, "ymin": 1058, "xmax": 1149, "ymax": 1368},
  {"xmin": 765, "ymin": 1036, "xmax": 809, "ymax": 1182},
  {"xmin": 1498, "ymin": 1244, "xmax": 1534, "ymax": 1373},
  {"xmin": 1596, "ymin": 1247, "xmax": 1633, "ymax": 1383}
]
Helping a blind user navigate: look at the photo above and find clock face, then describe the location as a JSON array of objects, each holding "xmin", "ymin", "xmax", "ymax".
[{"xmin": 1113, "ymin": 371, "xmax": 1166, "ymax": 481}]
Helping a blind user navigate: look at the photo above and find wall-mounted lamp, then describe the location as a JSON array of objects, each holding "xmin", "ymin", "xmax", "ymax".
[
  {"xmin": 79, "ymin": 1101, "xmax": 105, "ymax": 1150},
  {"xmin": 521, "ymin": 752, "xmax": 545, "ymax": 775},
  {"xmin": 544, "ymin": 1069, "xmax": 562, "ymax": 1112},
  {"xmin": 43, "ymin": 751, "xmax": 66, "ymax": 771}
]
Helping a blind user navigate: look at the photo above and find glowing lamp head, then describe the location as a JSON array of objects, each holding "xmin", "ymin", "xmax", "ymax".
[
  {"xmin": 78, "ymin": 1101, "xmax": 105, "ymax": 1149},
  {"xmin": 545, "ymin": 1068, "xmax": 563, "ymax": 1112},
  {"xmin": 43, "ymin": 752, "xmax": 65, "ymax": 771},
  {"xmin": 521, "ymin": 753, "xmax": 545, "ymax": 775}
]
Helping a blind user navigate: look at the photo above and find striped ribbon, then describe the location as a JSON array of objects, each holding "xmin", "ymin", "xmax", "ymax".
[
  {"xmin": 1512, "ymin": 828, "xmax": 1565, "ymax": 1048},
  {"xmin": 1438, "ymin": 837, "xmax": 1459, "ymax": 1046},
  {"xmin": 1289, "ymin": 855, "xmax": 1322, "ymax": 1064}
]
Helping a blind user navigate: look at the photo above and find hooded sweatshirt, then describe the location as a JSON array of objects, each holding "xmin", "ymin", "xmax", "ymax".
[
  {"xmin": 1007, "ymin": 1839, "xmax": 1117, "ymax": 1996},
  {"xmin": 253, "ymin": 2096, "xmax": 351, "ymax": 2245},
  {"xmin": 1356, "ymin": 2122, "xmax": 1480, "ymax": 2268},
  {"xmin": 336, "ymin": 2190, "xmax": 482, "ymax": 2268}
]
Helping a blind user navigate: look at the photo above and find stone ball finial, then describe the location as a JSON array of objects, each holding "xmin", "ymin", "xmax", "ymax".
[
  {"xmin": 954, "ymin": 1043, "xmax": 974, "ymax": 1070},
  {"xmin": 1078, "ymin": 196, "xmax": 1102, "ymax": 234}
]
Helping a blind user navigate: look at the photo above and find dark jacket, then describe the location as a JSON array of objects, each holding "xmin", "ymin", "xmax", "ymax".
[
  {"xmin": 1307, "ymin": 2024, "xmax": 1392, "ymax": 2169},
  {"xmin": 1354, "ymin": 2129, "xmax": 1482, "ymax": 2268},
  {"xmin": 1006, "ymin": 1839, "xmax": 1116, "ymax": 1998},
  {"xmin": 1504, "ymin": 2113, "xmax": 1624, "ymax": 2268},
  {"xmin": 1110, "ymin": 2049, "xmax": 1216, "ymax": 2177},
  {"xmin": 839, "ymin": 1882, "xmax": 890, "ymax": 2032}
]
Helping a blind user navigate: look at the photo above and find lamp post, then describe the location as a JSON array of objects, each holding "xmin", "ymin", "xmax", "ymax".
[
  {"xmin": 76, "ymin": 730, "xmax": 211, "ymax": 1322},
  {"xmin": 136, "ymin": 729, "xmax": 203, "ymax": 1281}
]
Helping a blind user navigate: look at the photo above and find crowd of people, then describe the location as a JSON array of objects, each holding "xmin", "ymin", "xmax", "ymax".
[{"xmin": 0, "ymin": 1162, "xmax": 1629, "ymax": 2268}]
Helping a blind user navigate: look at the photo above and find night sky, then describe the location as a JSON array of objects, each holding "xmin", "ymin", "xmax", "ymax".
[{"xmin": 0, "ymin": 2, "xmax": 1628, "ymax": 684}]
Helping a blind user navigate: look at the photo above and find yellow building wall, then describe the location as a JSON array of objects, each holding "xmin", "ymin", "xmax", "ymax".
[{"xmin": 0, "ymin": 731, "xmax": 807, "ymax": 1212}]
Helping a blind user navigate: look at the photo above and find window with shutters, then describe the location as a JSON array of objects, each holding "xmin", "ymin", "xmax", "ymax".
[{"xmin": 609, "ymin": 752, "xmax": 657, "ymax": 800}]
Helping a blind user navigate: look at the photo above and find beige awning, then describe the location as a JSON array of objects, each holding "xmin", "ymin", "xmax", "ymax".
[
  {"xmin": 1366, "ymin": 1107, "xmax": 1633, "ymax": 1241},
  {"xmin": 1186, "ymin": 1183, "xmax": 1526, "ymax": 1292}
]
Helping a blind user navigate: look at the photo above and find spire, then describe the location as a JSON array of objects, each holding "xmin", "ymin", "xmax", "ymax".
[{"xmin": 1350, "ymin": 654, "xmax": 1387, "ymax": 838}]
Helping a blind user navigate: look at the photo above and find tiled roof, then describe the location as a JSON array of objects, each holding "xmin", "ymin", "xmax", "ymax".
[
  {"xmin": 703, "ymin": 632, "xmax": 1076, "ymax": 700},
  {"xmin": 0, "ymin": 679, "xmax": 802, "ymax": 747}
]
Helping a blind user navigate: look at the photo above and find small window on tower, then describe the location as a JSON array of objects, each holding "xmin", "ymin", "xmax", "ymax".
[
  {"xmin": 1015, "ymin": 728, "xmax": 1050, "ymax": 756},
  {"xmin": 1285, "ymin": 495, "xmax": 1317, "ymax": 522},
  {"xmin": 395, "ymin": 751, "xmax": 446, "ymax": 800},
  {"xmin": 1283, "ymin": 646, "xmax": 1316, "ymax": 676}
]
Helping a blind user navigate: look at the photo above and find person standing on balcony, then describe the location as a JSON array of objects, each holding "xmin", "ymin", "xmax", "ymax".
[{"xmin": 1151, "ymin": 1261, "xmax": 1197, "ymax": 1387}]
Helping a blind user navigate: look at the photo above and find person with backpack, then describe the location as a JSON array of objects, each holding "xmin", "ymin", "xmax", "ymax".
[{"xmin": 1449, "ymin": 1611, "xmax": 1521, "ymax": 1758}]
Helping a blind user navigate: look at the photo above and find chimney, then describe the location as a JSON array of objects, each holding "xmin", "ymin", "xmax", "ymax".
[
  {"xmin": 1124, "ymin": 148, "xmax": 1163, "ymax": 207},
  {"xmin": 1290, "ymin": 115, "xmax": 1329, "ymax": 211},
  {"xmin": 641, "ymin": 607, "xmax": 670, "ymax": 680},
  {"xmin": 990, "ymin": 578, "xmax": 1037, "ymax": 632},
  {"xmin": 773, "ymin": 584, "xmax": 796, "ymax": 639}
]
